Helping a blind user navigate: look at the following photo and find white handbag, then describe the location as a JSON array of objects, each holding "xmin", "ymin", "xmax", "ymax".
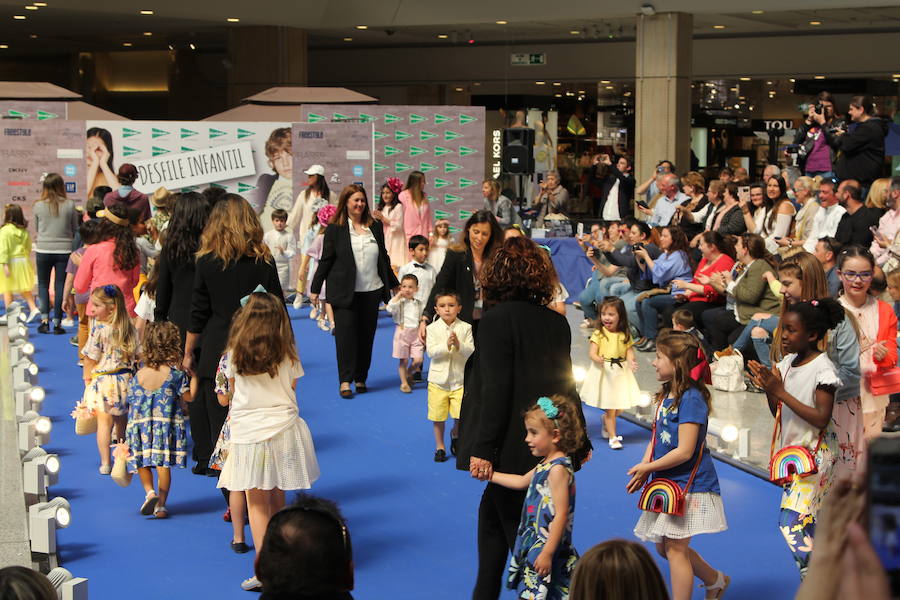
[{"xmin": 711, "ymin": 349, "xmax": 746, "ymax": 393}]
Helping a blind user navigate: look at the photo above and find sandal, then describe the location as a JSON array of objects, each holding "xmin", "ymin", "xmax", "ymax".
[
  {"xmin": 140, "ymin": 491, "xmax": 159, "ymax": 516},
  {"xmin": 701, "ymin": 570, "xmax": 730, "ymax": 599},
  {"xmin": 154, "ymin": 505, "xmax": 169, "ymax": 519}
]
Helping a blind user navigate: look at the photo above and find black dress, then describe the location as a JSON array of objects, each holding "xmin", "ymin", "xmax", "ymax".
[
  {"xmin": 153, "ymin": 254, "xmax": 195, "ymax": 340},
  {"xmin": 423, "ymin": 248, "xmax": 477, "ymax": 325}
]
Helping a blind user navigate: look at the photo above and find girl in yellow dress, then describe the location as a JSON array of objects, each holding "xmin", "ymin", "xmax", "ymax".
[
  {"xmin": 0, "ymin": 204, "xmax": 39, "ymax": 320},
  {"xmin": 580, "ymin": 296, "xmax": 640, "ymax": 449}
]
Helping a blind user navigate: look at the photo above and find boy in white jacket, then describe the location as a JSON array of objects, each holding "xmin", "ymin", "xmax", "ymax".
[
  {"xmin": 262, "ymin": 208, "xmax": 297, "ymax": 297},
  {"xmin": 425, "ymin": 290, "xmax": 474, "ymax": 462}
]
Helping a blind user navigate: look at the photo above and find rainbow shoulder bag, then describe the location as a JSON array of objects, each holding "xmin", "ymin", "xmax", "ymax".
[
  {"xmin": 637, "ymin": 404, "xmax": 704, "ymax": 517},
  {"xmin": 768, "ymin": 402, "xmax": 823, "ymax": 486}
]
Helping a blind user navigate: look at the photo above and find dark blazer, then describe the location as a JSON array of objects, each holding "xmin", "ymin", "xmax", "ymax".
[
  {"xmin": 599, "ymin": 169, "xmax": 635, "ymax": 219},
  {"xmin": 310, "ymin": 220, "xmax": 398, "ymax": 309},
  {"xmin": 458, "ymin": 300, "xmax": 590, "ymax": 474},
  {"xmin": 423, "ymin": 248, "xmax": 476, "ymax": 324},
  {"xmin": 153, "ymin": 253, "xmax": 195, "ymax": 336},
  {"xmin": 189, "ymin": 254, "xmax": 283, "ymax": 378},
  {"xmin": 715, "ymin": 205, "xmax": 747, "ymax": 236}
]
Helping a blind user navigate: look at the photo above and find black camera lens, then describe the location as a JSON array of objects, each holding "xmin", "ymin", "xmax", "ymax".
[{"xmin": 815, "ymin": 104, "xmax": 824, "ymax": 115}]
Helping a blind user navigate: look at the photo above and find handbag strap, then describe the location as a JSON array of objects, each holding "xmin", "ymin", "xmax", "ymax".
[
  {"xmin": 648, "ymin": 398, "xmax": 706, "ymax": 495},
  {"xmin": 768, "ymin": 365, "xmax": 825, "ymax": 462}
]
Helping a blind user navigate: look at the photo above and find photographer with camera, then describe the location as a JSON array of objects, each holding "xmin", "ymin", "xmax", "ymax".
[
  {"xmin": 634, "ymin": 159, "xmax": 674, "ymax": 206},
  {"xmin": 793, "ymin": 91, "xmax": 844, "ymax": 179},
  {"xmin": 590, "ymin": 153, "xmax": 634, "ymax": 221},
  {"xmin": 826, "ymin": 95, "xmax": 889, "ymax": 192}
]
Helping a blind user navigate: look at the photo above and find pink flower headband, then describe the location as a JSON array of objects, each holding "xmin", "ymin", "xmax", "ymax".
[
  {"xmin": 317, "ymin": 204, "xmax": 337, "ymax": 227},
  {"xmin": 385, "ymin": 177, "xmax": 403, "ymax": 196}
]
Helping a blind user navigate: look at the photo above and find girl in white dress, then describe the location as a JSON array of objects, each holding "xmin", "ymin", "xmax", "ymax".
[{"xmin": 429, "ymin": 219, "xmax": 451, "ymax": 273}]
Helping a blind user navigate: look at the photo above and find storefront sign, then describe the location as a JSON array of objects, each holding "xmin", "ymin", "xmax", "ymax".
[
  {"xmin": 510, "ymin": 53, "xmax": 546, "ymax": 66},
  {"xmin": 491, "ymin": 129, "xmax": 502, "ymax": 178},
  {"xmin": 752, "ymin": 119, "xmax": 795, "ymax": 132},
  {"xmin": 131, "ymin": 142, "xmax": 255, "ymax": 192}
]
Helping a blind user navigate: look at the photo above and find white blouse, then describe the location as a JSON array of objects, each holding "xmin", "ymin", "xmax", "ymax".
[{"xmin": 349, "ymin": 224, "xmax": 383, "ymax": 292}]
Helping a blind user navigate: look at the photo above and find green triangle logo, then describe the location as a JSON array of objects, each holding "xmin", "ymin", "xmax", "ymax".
[
  {"xmin": 444, "ymin": 193, "xmax": 463, "ymax": 204},
  {"xmin": 394, "ymin": 130, "xmax": 412, "ymax": 141},
  {"xmin": 434, "ymin": 114, "xmax": 453, "ymax": 125},
  {"xmin": 180, "ymin": 128, "xmax": 197, "ymax": 139},
  {"xmin": 36, "ymin": 110, "xmax": 58, "ymax": 120},
  {"xmin": 181, "ymin": 146, "xmax": 194, "ymax": 152},
  {"xmin": 182, "ymin": 186, "xmax": 199, "ymax": 192},
  {"xmin": 359, "ymin": 113, "xmax": 377, "ymax": 123},
  {"xmin": 444, "ymin": 131, "xmax": 463, "ymax": 141},
  {"xmin": 433, "ymin": 178, "xmax": 452, "ymax": 189},
  {"xmin": 459, "ymin": 209, "xmax": 474, "ymax": 220},
  {"xmin": 395, "ymin": 162, "xmax": 411, "ymax": 172},
  {"xmin": 419, "ymin": 162, "xmax": 437, "ymax": 173},
  {"xmin": 237, "ymin": 128, "xmax": 254, "ymax": 139},
  {"xmin": 434, "ymin": 209, "xmax": 452, "ymax": 220},
  {"xmin": 210, "ymin": 182, "xmax": 227, "ymax": 190},
  {"xmin": 209, "ymin": 128, "xmax": 227, "ymax": 138},
  {"xmin": 123, "ymin": 146, "xmax": 140, "ymax": 157},
  {"xmin": 332, "ymin": 113, "xmax": 351, "ymax": 121},
  {"xmin": 7, "ymin": 109, "xmax": 29, "ymax": 118},
  {"xmin": 374, "ymin": 162, "xmax": 388, "ymax": 172},
  {"xmin": 307, "ymin": 113, "xmax": 326, "ymax": 123},
  {"xmin": 384, "ymin": 114, "xmax": 402, "ymax": 124},
  {"xmin": 444, "ymin": 162, "xmax": 463, "ymax": 173},
  {"xmin": 123, "ymin": 127, "xmax": 140, "ymax": 138},
  {"xmin": 152, "ymin": 146, "xmax": 170, "ymax": 157},
  {"xmin": 419, "ymin": 130, "xmax": 438, "ymax": 141},
  {"xmin": 238, "ymin": 182, "xmax": 257, "ymax": 193},
  {"xmin": 434, "ymin": 146, "xmax": 453, "ymax": 157},
  {"xmin": 152, "ymin": 127, "xmax": 170, "ymax": 138},
  {"xmin": 409, "ymin": 146, "xmax": 427, "ymax": 157},
  {"xmin": 383, "ymin": 146, "xmax": 402, "ymax": 157},
  {"xmin": 427, "ymin": 195, "xmax": 438, "ymax": 203},
  {"xmin": 409, "ymin": 114, "xmax": 426, "ymax": 124},
  {"xmin": 449, "ymin": 225, "xmax": 461, "ymax": 234},
  {"xmin": 459, "ymin": 178, "xmax": 477, "ymax": 189},
  {"xmin": 459, "ymin": 114, "xmax": 478, "ymax": 125},
  {"xmin": 459, "ymin": 146, "xmax": 478, "ymax": 157},
  {"xmin": 373, "ymin": 131, "xmax": 387, "ymax": 140}
]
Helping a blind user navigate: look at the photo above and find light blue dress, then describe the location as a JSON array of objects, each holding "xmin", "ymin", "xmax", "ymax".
[{"xmin": 125, "ymin": 368, "xmax": 188, "ymax": 471}]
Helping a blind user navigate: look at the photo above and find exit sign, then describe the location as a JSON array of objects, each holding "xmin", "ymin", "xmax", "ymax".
[{"xmin": 511, "ymin": 52, "xmax": 547, "ymax": 66}]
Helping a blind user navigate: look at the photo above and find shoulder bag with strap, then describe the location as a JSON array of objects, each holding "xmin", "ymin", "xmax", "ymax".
[
  {"xmin": 637, "ymin": 401, "xmax": 705, "ymax": 517},
  {"xmin": 768, "ymin": 401, "xmax": 824, "ymax": 486}
]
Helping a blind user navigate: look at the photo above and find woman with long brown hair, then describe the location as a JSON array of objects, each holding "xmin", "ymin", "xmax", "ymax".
[
  {"xmin": 399, "ymin": 170, "xmax": 432, "ymax": 242},
  {"xmin": 33, "ymin": 173, "xmax": 79, "ymax": 333},
  {"xmin": 183, "ymin": 194, "xmax": 283, "ymax": 475},
  {"xmin": 310, "ymin": 184, "xmax": 398, "ymax": 398}
]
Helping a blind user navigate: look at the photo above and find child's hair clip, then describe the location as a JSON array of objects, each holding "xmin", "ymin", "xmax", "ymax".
[{"xmin": 537, "ymin": 396, "xmax": 559, "ymax": 419}]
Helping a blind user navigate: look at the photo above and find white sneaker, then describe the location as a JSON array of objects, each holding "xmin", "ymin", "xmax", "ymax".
[
  {"xmin": 292, "ymin": 295, "xmax": 304, "ymax": 309},
  {"xmin": 26, "ymin": 308, "xmax": 41, "ymax": 323},
  {"xmin": 309, "ymin": 307, "xmax": 319, "ymax": 320},
  {"xmin": 609, "ymin": 437, "xmax": 623, "ymax": 450},
  {"xmin": 601, "ymin": 427, "xmax": 609, "ymax": 439},
  {"xmin": 61, "ymin": 317, "xmax": 75, "ymax": 327},
  {"xmin": 317, "ymin": 318, "xmax": 330, "ymax": 331},
  {"xmin": 241, "ymin": 576, "xmax": 262, "ymax": 591}
]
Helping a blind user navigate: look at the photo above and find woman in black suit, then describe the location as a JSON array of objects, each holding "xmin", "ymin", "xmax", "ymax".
[
  {"xmin": 463, "ymin": 237, "xmax": 590, "ymax": 600},
  {"xmin": 310, "ymin": 184, "xmax": 399, "ymax": 398},
  {"xmin": 182, "ymin": 194, "xmax": 283, "ymax": 474}
]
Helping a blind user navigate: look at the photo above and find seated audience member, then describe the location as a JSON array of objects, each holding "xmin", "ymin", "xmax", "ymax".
[
  {"xmin": 701, "ymin": 233, "xmax": 781, "ymax": 351},
  {"xmin": 639, "ymin": 173, "xmax": 687, "ymax": 227},
  {"xmin": 760, "ymin": 176, "xmax": 796, "ymax": 251},
  {"xmin": 700, "ymin": 182, "xmax": 746, "ymax": 241},
  {"xmin": 870, "ymin": 177, "xmax": 900, "ymax": 265},
  {"xmin": 577, "ymin": 222, "xmax": 629, "ymax": 327},
  {"xmin": 635, "ymin": 159, "xmax": 675, "ymax": 205},
  {"xmin": 632, "ymin": 226, "xmax": 693, "ymax": 348},
  {"xmin": 672, "ymin": 171, "xmax": 710, "ymax": 240},
  {"xmin": 835, "ymin": 179, "xmax": 880, "ymax": 248},
  {"xmin": 599, "ymin": 219, "xmax": 660, "ymax": 328},
  {"xmin": 718, "ymin": 167, "xmax": 734, "ymax": 185},
  {"xmin": 256, "ymin": 494, "xmax": 354, "ymax": 600},
  {"xmin": 671, "ymin": 308, "xmax": 712, "ymax": 360},
  {"xmin": 814, "ymin": 236, "xmax": 843, "ymax": 297},
  {"xmin": 532, "ymin": 170, "xmax": 568, "ymax": 226},
  {"xmin": 865, "ymin": 177, "xmax": 891, "ymax": 214},
  {"xmin": 786, "ymin": 176, "xmax": 820, "ymax": 249},
  {"xmin": 799, "ymin": 179, "xmax": 845, "ymax": 252},
  {"xmin": 569, "ymin": 539, "xmax": 670, "ymax": 600},
  {"xmin": 741, "ymin": 182, "xmax": 772, "ymax": 235},
  {"xmin": 733, "ymin": 166, "xmax": 750, "ymax": 185},
  {"xmin": 697, "ymin": 179, "xmax": 725, "ymax": 233},
  {"xmin": 762, "ymin": 163, "xmax": 781, "ymax": 183},
  {"xmin": 0, "ymin": 566, "xmax": 57, "ymax": 600}
]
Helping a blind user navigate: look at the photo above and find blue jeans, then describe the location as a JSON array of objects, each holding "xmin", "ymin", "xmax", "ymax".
[
  {"xmin": 637, "ymin": 294, "xmax": 677, "ymax": 339},
  {"xmin": 619, "ymin": 289, "xmax": 640, "ymax": 336},
  {"xmin": 733, "ymin": 315, "xmax": 779, "ymax": 367},
  {"xmin": 35, "ymin": 252, "xmax": 68, "ymax": 325},
  {"xmin": 579, "ymin": 274, "xmax": 627, "ymax": 320}
]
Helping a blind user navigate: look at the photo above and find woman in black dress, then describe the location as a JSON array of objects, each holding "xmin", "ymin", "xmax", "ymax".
[
  {"xmin": 182, "ymin": 194, "xmax": 282, "ymax": 474},
  {"xmin": 310, "ymin": 184, "xmax": 398, "ymax": 398}
]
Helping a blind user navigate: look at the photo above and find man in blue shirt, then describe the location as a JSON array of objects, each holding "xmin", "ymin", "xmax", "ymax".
[{"xmin": 639, "ymin": 173, "xmax": 688, "ymax": 227}]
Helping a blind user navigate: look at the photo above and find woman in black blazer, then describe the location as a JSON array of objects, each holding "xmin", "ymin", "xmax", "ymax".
[
  {"xmin": 310, "ymin": 184, "xmax": 399, "ymax": 398},
  {"xmin": 463, "ymin": 237, "xmax": 590, "ymax": 600},
  {"xmin": 182, "ymin": 195, "xmax": 283, "ymax": 474}
]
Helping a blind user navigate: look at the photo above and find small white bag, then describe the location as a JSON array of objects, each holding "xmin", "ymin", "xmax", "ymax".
[{"xmin": 711, "ymin": 350, "xmax": 746, "ymax": 393}]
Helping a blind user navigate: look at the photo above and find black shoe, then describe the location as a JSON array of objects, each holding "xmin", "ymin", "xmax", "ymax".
[
  {"xmin": 191, "ymin": 463, "xmax": 207, "ymax": 475},
  {"xmin": 412, "ymin": 371, "xmax": 423, "ymax": 383},
  {"xmin": 354, "ymin": 382, "xmax": 367, "ymax": 394},
  {"xmin": 231, "ymin": 541, "xmax": 250, "ymax": 554},
  {"xmin": 37, "ymin": 321, "xmax": 49, "ymax": 334},
  {"xmin": 637, "ymin": 341, "xmax": 656, "ymax": 353},
  {"xmin": 206, "ymin": 468, "xmax": 220, "ymax": 478},
  {"xmin": 434, "ymin": 449, "xmax": 448, "ymax": 462},
  {"xmin": 340, "ymin": 387, "xmax": 354, "ymax": 399},
  {"xmin": 53, "ymin": 324, "xmax": 66, "ymax": 335},
  {"xmin": 69, "ymin": 335, "xmax": 78, "ymax": 347},
  {"xmin": 450, "ymin": 437, "xmax": 458, "ymax": 456}
]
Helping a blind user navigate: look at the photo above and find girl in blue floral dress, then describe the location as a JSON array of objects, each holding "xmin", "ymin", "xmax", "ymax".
[
  {"xmin": 124, "ymin": 321, "xmax": 192, "ymax": 518},
  {"xmin": 490, "ymin": 395, "xmax": 585, "ymax": 600}
]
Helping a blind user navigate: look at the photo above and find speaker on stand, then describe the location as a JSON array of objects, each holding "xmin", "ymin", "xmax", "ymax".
[{"xmin": 502, "ymin": 128, "xmax": 536, "ymax": 224}]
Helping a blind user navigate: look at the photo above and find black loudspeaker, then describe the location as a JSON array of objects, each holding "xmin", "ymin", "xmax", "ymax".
[{"xmin": 502, "ymin": 127, "xmax": 535, "ymax": 174}]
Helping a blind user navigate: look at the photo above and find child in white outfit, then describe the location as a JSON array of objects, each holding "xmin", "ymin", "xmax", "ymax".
[
  {"xmin": 398, "ymin": 235, "xmax": 436, "ymax": 306},
  {"xmin": 387, "ymin": 274, "xmax": 424, "ymax": 393},
  {"xmin": 262, "ymin": 208, "xmax": 297, "ymax": 297}
]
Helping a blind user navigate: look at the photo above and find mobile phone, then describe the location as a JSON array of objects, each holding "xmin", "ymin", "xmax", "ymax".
[
  {"xmin": 738, "ymin": 186, "xmax": 750, "ymax": 202},
  {"xmin": 868, "ymin": 436, "xmax": 900, "ymax": 595},
  {"xmin": 871, "ymin": 226, "xmax": 881, "ymax": 236},
  {"xmin": 637, "ymin": 200, "xmax": 650, "ymax": 209},
  {"xmin": 773, "ymin": 237, "xmax": 782, "ymax": 240},
  {"xmin": 577, "ymin": 222, "xmax": 584, "ymax": 236}
]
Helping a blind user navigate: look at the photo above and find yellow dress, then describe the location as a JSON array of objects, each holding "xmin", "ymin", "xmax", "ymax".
[
  {"xmin": 580, "ymin": 328, "xmax": 640, "ymax": 410},
  {"xmin": 0, "ymin": 223, "xmax": 36, "ymax": 294}
]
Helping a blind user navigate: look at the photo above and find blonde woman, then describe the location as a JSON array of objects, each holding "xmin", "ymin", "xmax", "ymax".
[
  {"xmin": 865, "ymin": 177, "xmax": 892, "ymax": 211},
  {"xmin": 183, "ymin": 195, "xmax": 283, "ymax": 475}
]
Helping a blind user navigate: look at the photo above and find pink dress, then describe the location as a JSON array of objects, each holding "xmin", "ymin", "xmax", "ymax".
[
  {"xmin": 73, "ymin": 239, "xmax": 140, "ymax": 317},
  {"xmin": 382, "ymin": 202, "xmax": 407, "ymax": 267},
  {"xmin": 399, "ymin": 189, "xmax": 433, "ymax": 242}
]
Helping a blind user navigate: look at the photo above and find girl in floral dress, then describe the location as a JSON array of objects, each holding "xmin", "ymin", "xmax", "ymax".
[
  {"xmin": 125, "ymin": 321, "xmax": 192, "ymax": 518},
  {"xmin": 490, "ymin": 395, "xmax": 585, "ymax": 600},
  {"xmin": 81, "ymin": 284, "xmax": 137, "ymax": 474}
]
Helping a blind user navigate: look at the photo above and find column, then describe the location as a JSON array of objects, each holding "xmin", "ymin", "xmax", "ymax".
[
  {"xmin": 634, "ymin": 12, "xmax": 692, "ymax": 183},
  {"xmin": 227, "ymin": 26, "xmax": 308, "ymax": 106}
]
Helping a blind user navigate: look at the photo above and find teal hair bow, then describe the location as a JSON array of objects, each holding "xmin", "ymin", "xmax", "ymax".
[
  {"xmin": 240, "ymin": 284, "xmax": 268, "ymax": 307},
  {"xmin": 537, "ymin": 396, "xmax": 558, "ymax": 419}
]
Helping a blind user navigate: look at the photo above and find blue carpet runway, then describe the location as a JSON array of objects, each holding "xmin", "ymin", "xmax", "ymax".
[{"xmin": 26, "ymin": 307, "xmax": 800, "ymax": 599}]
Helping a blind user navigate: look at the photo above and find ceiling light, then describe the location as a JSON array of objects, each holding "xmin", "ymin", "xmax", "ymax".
[
  {"xmin": 605, "ymin": 85, "xmax": 614, "ymax": 90},
  {"xmin": 122, "ymin": 42, "xmax": 132, "ymax": 47},
  {"xmin": 189, "ymin": 43, "xmax": 196, "ymax": 50},
  {"xmin": 623, "ymin": 91, "xmax": 632, "ymax": 96},
  {"xmin": 600, "ymin": 79, "xmax": 611, "ymax": 84},
  {"xmin": 713, "ymin": 25, "xmax": 725, "ymax": 29},
  {"xmin": 29, "ymin": 34, "xmax": 37, "ymax": 38},
  {"xmin": 739, "ymin": 77, "xmax": 751, "ymax": 81},
  {"xmin": 139, "ymin": 9, "xmax": 153, "ymax": 15},
  {"xmin": 789, "ymin": 78, "xmax": 796, "ymax": 82},
  {"xmin": 535, "ymin": 81, "xmax": 546, "ymax": 85},
  {"xmin": 892, "ymin": 74, "xmax": 900, "ymax": 78},
  {"xmin": 437, "ymin": 34, "xmax": 448, "ymax": 39},
  {"xmin": 226, "ymin": 17, "xmax": 239, "ymax": 23},
  {"xmin": 25, "ymin": 5, "xmax": 38, "ymax": 10},
  {"xmin": 751, "ymin": 10, "xmax": 764, "ymax": 14},
  {"xmin": 343, "ymin": 37, "xmax": 352, "ymax": 41},
  {"xmin": 0, "ymin": 44, "xmax": 7, "ymax": 49},
  {"xmin": 473, "ymin": 82, "xmax": 480, "ymax": 86},
  {"xmin": 142, "ymin": 32, "xmax": 152, "ymax": 36},
  {"xmin": 809, "ymin": 20, "xmax": 821, "ymax": 25},
  {"xmin": 13, "ymin": 15, "xmax": 26, "ymax": 19},
  {"xmin": 578, "ymin": 89, "xmax": 586, "ymax": 94},
  {"xmin": 552, "ymin": 82, "xmax": 561, "ymax": 86},
  {"xmin": 495, "ymin": 20, "xmax": 507, "ymax": 25},
  {"xmin": 454, "ymin": 87, "xmax": 463, "ymax": 91},
  {"xmin": 569, "ymin": 30, "xmax": 580, "ymax": 35},
  {"xmin": 554, "ymin": 93, "xmax": 562, "ymax": 98},
  {"xmin": 355, "ymin": 25, "xmax": 367, "ymax": 30},
  {"xmin": 814, "ymin": 75, "xmax": 825, "ymax": 79}
]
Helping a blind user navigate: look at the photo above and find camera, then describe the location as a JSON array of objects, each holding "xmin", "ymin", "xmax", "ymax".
[{"xmin": 814, "ymin": 103, "xmax": 824, "ymax": 115}]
